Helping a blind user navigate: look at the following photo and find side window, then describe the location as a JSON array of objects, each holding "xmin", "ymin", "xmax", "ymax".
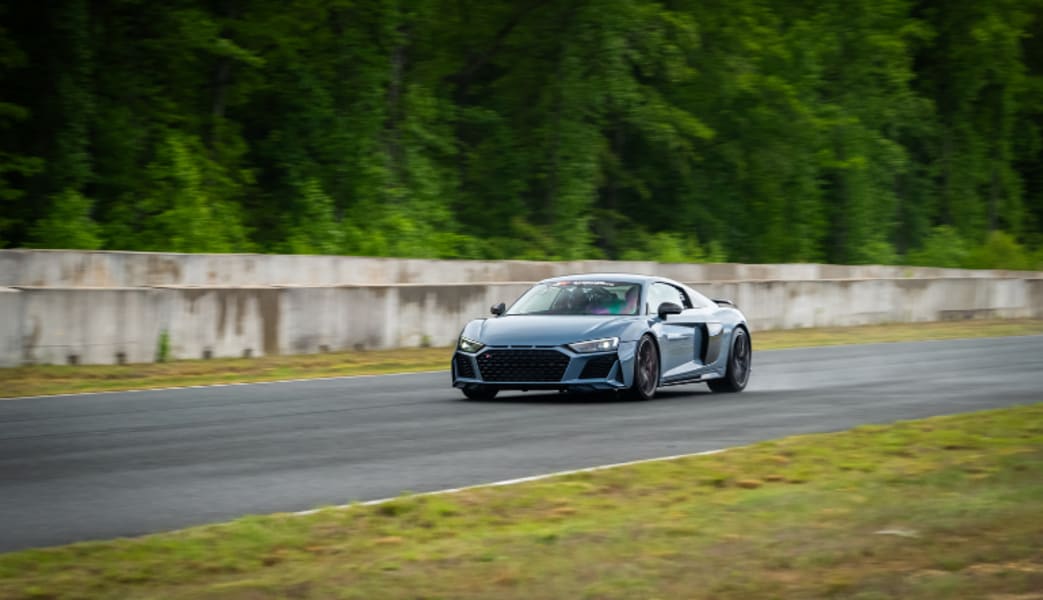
[
  {"xmin": 676, "ymin": 287, "xmax": 695, "ymax": 309},
  {"xmin": 686, "ymin": 288, "xmax": 713, "ymax": 308},
  {"xmin": 647, "ymin": 283, "xmax": 686, "ymax": 314}
]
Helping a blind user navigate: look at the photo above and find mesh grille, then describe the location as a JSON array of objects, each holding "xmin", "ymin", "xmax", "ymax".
[
  {"xmin": 477, "ymin": 349, "xmax": 570, "ymax": 382},
  {"xmin": 580, "ymin": 355, "xmax": 617, "ymax": 379},
  {"xmin": 454, "ymin": 353, "xmax": 476, "ymax": 379}
]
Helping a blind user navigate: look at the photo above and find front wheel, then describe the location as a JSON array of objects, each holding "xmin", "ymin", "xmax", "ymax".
[
  {"xmin": 625, "ymin": 335, "xmax": 660, "ymax": 401},
  {"xmin": 462, "ymin": 385, "xmax": 498, "ymax": 401},
  {"xmin": 708, "ymin": 326, "xmax": 751, "ymax": 393}
]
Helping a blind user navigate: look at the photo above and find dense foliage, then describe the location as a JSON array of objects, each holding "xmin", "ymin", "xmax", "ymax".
[{"xmin": 2, "ymin": 1, "xmax": 1042, "ymax": 268}]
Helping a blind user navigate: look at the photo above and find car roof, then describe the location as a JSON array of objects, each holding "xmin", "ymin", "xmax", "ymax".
[
  {"xmin": 539, "ymin": 273, "xmax": 672, "ymax": 285},
  {"xmin": 536, "ymin": 273, "xmax": 717, "ymax": 309}
]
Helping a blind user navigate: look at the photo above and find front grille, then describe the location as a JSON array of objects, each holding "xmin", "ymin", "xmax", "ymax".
[
  {"xmin": 477, "ymin": 349, "xmax": 570, "ymax": 382},
  {"xmin": 454, "ymin": 353, "xmax": 476, "ymax": 378},
  {"xmin": 580, "ymin": 354, "xmax": 617, "ymax": 379}
]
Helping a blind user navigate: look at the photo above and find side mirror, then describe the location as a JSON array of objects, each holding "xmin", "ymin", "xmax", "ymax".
[
  {"xmin": 491, "ymin": 302, "xmax": 506, "ymax": 316},
  {"xmin": 657, "ymin": 302, "xmax": 683, "ymax": 320}
]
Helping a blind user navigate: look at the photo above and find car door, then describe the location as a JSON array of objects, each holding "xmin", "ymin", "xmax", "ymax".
[
  {"xmin": 661, "ymin": 302, "xmax": 728, "ymax": 375},
  {"xmin": 648, "ymin": 282, "xmax": 702, "ymax": 381}
]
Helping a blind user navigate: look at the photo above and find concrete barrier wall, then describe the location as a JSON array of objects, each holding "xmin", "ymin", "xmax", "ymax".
[
  {"xmin": 4, "ymin": 249, "xmax": 1039, "ymax": 287},
  {"xmin": 3, "ymin": 277, "xmax": 1040, "ymax": 366},
  {"xmin": 698, "ymin": 278, "xmax": 1043, "ymax": 330},
  {"xmin": 14, "ymin": 287, "xmax": 164, "ymax": 366},
  {"xmin": 0, "ymin": 287, "xmax": 23, "ymax": 367}
]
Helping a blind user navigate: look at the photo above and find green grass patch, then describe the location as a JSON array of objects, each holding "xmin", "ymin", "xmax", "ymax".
[
  {"xmin": 1, "ymin": 404, "xmax": 1041, "ymax": 599},
  {"xmin": 753, "ymin": 318, "xmax": 1043, "ymax": 350},
  {"xmin": 3, "ymin": 319, "xmax": 1043, "ymax": 398}
]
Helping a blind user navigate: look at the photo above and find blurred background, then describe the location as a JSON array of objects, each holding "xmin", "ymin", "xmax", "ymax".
[{"xmin": 1, "ymin": 0, "xmax": 1041, "ymax": 269}]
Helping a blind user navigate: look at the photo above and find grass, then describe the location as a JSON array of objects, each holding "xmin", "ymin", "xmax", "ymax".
[
  {"xmin": 752, "ymin": 318, "xmax": 1043, "ymax": 349},
  {"xmin": 1, "ymin": 403, "xmax": 1040, "ymax": 599},
  {"xmin": 3, "ymin": 318, "xmax": 1043, "ymax": 398}
]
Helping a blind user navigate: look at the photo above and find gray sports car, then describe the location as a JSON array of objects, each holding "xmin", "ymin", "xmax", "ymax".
[{"xmin": 451, "ymin": 273, "xmax": 751, "ymax": 400}]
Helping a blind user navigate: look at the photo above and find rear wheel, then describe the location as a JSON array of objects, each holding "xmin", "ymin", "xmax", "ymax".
[
  {"xmin": 708, "ymin": 327, "xmax": 751, "ymax": 393},
  {"xmin": 462, "ymin": 385, "xmax": 498, "ymax": 401},
  {"xmin": 625, "ymin": 335, "xmax": 659, "ymax": 401}
]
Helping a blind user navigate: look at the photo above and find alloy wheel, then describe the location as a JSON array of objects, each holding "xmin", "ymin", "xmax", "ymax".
[
  {"xmin": 731, "ymin": 330, "xmax": 750, "ymax": 387},
  {"xmin": 637, "ymin": 338, "xmax": 658, "ymax": 397}
]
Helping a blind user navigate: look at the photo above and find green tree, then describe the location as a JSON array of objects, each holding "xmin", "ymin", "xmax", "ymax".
[
  {"xmin": 124, "ymin": 130, "xmax": 250, "ymax": 252},
  {"xmin": 906, "ymin": 225, "xmax": 969, "ymax": 267},
  {"xmin": 916, "ymin": 0, "xmax": 1036, "ymax": 240},
  {"xmin": 1, "ymin": 0, "xmax": 1041, "ymax": 270},
  {"xmin": 27, "ymin": 189, "xmax": 101, "ymax": 249},
  {"xmin": 281, "ymin": 178, "xmax": 343, "ymax": 255},
  {"xmin": 0, "ymin": 7, "xmax": 42, "ymax": 245}
]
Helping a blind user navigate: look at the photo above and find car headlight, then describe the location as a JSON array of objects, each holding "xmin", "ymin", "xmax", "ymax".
[
  {"xmin": 568, "ymin": 337, "xmax": 620, "ymax": 353},
  {"xmin": 458, "ymin": 336, "xmax": 485, "ymax": 353}
]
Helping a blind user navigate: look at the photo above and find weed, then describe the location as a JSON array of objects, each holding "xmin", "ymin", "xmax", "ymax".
[{"xmin": 155, "ymin": 330, "xmax": 171, "ymax": 363}]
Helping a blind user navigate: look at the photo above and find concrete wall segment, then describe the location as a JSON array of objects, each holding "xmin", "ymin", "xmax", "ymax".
[
  {"xmin": 0, "ymin": 253, "xmax": 20, "ymax": 288},
  {"xmin": 1030, "ymin": 279, "xmax": 1043, "ymax": 318},
  {"xmin": 392, "ymin": 283, "xmax": 531, "ymax": 348},
  {"xmin": 689, "ymin": 277, "xmax": 1036, "ymax": 331},
  {"xmin": 0, "ymin": 287, "xmax": 23, "ymax": 367},
  {"xmin": 2, "ymin": 251, "xmax": 1042, "ymax": 366},
  {"xmin": 16, "ymin": 287, "xmax": 162, "ymax": 365},
  {"xmin": 7, "ymin": 249, "xmax": 1041, "ymax": 287},
  {"xmin": 281, "ymin": 286, "xmax": 387, "ymax": 354},
  {"xmin": 161, "ymin": 287, "xmax": 280, "ymax": 360}
]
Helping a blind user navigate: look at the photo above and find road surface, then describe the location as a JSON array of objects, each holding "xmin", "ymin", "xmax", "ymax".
[{"xmin": 2, "ymin": 335, "xmax": 1041, "ymax": 552}]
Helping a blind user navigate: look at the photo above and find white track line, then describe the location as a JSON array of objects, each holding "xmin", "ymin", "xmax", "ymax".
[
  {"xmin": 0, "ymin": 370, "xmax": 445, "ymax": 401},
  {"xmin": 293, "ymin": 448, "xmax": 726, "ymax": 516}
]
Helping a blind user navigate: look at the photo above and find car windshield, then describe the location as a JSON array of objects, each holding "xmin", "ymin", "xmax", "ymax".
[{"xmin": 507, "ymin": 281, "xmax": 642, "ymax": 316}]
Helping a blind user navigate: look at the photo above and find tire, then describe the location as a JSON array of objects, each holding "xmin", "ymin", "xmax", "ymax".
[
  {"xmin": 708, "ymin": 326, "xmax": 751, "ymax": 393},
  {"xmin": 625, "ymin": 335, "xmax": 660, "ymax": 401},
  {"xmin": 462, "ymin": 385, "xmax": 498, "ymax": 401}
]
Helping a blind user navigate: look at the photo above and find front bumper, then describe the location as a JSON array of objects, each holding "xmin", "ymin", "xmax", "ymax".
[{"xmin": 452, "ymin": 345, "xmax": 630, "ymax": 391}]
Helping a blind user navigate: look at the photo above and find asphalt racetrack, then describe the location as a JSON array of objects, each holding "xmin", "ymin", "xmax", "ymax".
[{"xmin": 2, "ymin": 336, "xmax": 1042, "ymax": 553}]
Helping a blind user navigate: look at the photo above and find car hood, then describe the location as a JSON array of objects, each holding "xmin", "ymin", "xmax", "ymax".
[{"xmin": 473, "ymin": 315, "xmax": 640, "ymax": 347}]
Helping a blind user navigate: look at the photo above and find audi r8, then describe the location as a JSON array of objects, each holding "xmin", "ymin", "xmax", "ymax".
[{"xmin": 451, "ymin": 274, "xmax": 751, "ymax": 400}]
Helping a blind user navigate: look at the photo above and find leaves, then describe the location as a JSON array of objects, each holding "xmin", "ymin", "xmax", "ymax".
[
  {"xmin": 27, "ymin": 188, "xmax": 100, "ymax": 250},
  {"xmin": 0, "ymin": 0, "xmax": 1040, "ymax": 269}
]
